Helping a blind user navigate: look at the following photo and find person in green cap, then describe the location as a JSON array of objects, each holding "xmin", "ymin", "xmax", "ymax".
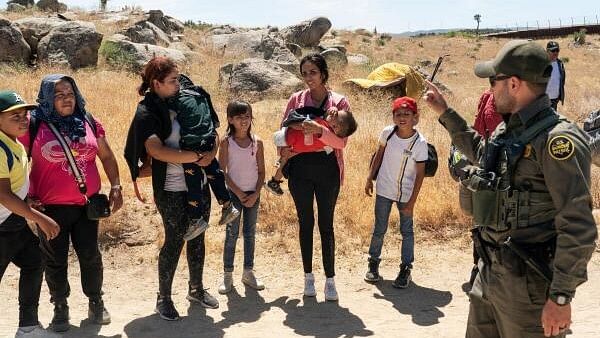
[
  {"xmin": 0, "ymin": 90, "xmax": 60, "ymax": 337},
  {"xmin": 423, "ymin": 40, "xmax": 597, "ymax": 338}
]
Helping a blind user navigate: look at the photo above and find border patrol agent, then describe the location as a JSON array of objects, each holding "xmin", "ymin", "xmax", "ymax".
[{"xmin": 424, "ymin": 40, "xmax": 597, "ymax": 337}]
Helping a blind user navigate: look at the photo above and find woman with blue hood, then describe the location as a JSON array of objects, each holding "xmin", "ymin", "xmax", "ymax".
[{"xmin": 20, "ymin": 74, "xmax": 122, "ymax": 332}]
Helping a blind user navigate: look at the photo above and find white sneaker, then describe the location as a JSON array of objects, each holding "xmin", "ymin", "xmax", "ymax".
[
  {"xmin": 304, "ymin": 273, "xmax": 317, "ymax": 297},
  {"xmin": 324, "ymin": 277, "xmax": 338, "ymax": 301},
  {"xmin": 242, "ymin": 269, "xmax": 265, "ymax": 290},
  {"xmin": 15, "ymin": 324, "xmax": 60, "ymax": 338},
  {"xmin": 218, "ymin": 271, "xmax": 233, "ymax": 294}
]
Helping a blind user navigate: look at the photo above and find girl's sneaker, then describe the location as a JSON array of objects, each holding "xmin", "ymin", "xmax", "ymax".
[
  {"xmin": 242, "ymin": 269, "xmax": 265, "ymax": 290},
  {"xmin": 324, "ymin": 277, "xmax": 338, "ymax": 301},
  {"xmin": 15, "ymin": 324, "xmax": 60, "ymax": 338},
  {"xmin": 265, "ymin": 178, "xmax": 284, "ymax": 195},
  {"xmin": 304, "ymin": 273, "xmax": 317, "ymax": 297},
  {"xmin": 218, "ymin": 271, "xmax": 233, "ymax": 294},
  {"xmin": 219, "ymin": 203, "xmax": 240, "ymax": 225},
  {"xmin": 184, "ymin": 218, "xmax": 208, "ymax": 241}
]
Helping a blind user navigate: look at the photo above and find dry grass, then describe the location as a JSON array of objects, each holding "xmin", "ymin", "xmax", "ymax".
[{"xmin": 2, "ymin": 10, "xmax": 600, "ymax": 257}]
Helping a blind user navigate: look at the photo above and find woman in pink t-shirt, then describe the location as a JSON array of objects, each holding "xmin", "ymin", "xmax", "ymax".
[
  {"xmin": 20, "ymin": 74, "xmax": 122, "ymax": 332},
  {"xmin": 279, "ymin": 54, "xmax": 353, "ymax": 302}
]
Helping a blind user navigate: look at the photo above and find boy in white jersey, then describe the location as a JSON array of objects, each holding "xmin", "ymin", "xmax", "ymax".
[
  {"xmin": 364, "ymin": 96, "xmax": 427, "ymax": 288},
  {"xmin": 0, "ymin": 91, "xmax": 60, "ymax": 337}
]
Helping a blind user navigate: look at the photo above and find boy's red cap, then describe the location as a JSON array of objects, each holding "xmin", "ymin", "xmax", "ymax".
[{"xmin": 392, "ymin": 96, "xmax": 417, "ymax": 114}]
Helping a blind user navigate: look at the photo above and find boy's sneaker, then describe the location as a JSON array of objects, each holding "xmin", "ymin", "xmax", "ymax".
[
  {"xmin": 242, "ymin": 269, "xmax": 265, "ymax": 290},
  {"xmin": 187, "ymin": 287, "xmax": 219, "ymax": 309},
  {"xmin": 265, "ymin": 178, "xmax": 284, "ymax": 196},
  {"xmin": 303, "ymin": 273, "xmax": 316, "ymax": 297},
  {"xmin": 50, "ymin": 301, "xmax": 70, "ymax": 332},
  {"xmin": 392, "ymin": 265, "xmax": 412, "ymax": 289},
  {"xmin": 218, "ymin": 271, "xmax": 233, "ymax": 294},
  {"xmin": 219, "ymin": 203, "xmax": 240, "ymax": 225},
  {"xmin": 324, "ymin": 278, "xmax": 338, "ymax": 301},
  {"xmin": 364, "ymin": 257, "xmax": 382, "ymax": 283},
  {"xmin": 15, "ymin": 324, "xmax": 60, "ymax": 338},
  {"xmin": 88, "ymin": 298, "xmax": 111, "ymax": 325},
  {"xmin": 183, "ymin": 218, "xmax": 208, "ymax": 241},
  {"xmin": 155, "ymin": 295, "xmax": 179, "ymax": 321}
]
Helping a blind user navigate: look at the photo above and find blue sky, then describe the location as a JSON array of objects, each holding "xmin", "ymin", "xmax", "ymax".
[{"xmin": 30, "ymin": 0, "xmax": 600, "ymax": 33}]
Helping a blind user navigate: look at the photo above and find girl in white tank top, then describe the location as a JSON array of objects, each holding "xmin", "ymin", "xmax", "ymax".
[{"xmin": 217, "ymin": 100, "xmax": 266, "ymax": 294}]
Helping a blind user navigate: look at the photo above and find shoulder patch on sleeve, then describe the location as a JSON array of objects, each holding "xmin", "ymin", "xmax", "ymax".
[{"xmin": 548, "ymin": 135, "xmax": 575, "ymax": 160}]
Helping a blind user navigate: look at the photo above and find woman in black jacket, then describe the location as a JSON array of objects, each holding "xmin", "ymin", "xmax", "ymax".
[{"xmin": 124, "ymin": 56, "xmax": 218, "ymax": 321}]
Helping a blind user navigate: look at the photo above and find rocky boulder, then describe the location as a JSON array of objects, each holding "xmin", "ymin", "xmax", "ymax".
[
  {"xmin": 210, "ymin": 30, "xmax": 299, "ymax": 73},
  {"xmin": 320, "ymin": 48, "xmax": 347, "ymax": 66},
  {"xmin": 208, "ymin": 25, "xmax": 241, "ymax": 35},
  {"xmin": 37, "ymin": 21, "xmax": 103, "ymax": 69},
  {"xmin": 122, "ymin": 20, "xmax": 171, "ymax": 46},
  {"xmin": 8, "ymin": 0, "xmax": 34, "ymax": 6},
  {"xmin": 36, "ymin": 0, "xmax": 67, "ymax": 12},
  {"xmin": 7, "ymin": 3, "xmax": 26, "ymax": 11},
  {"xmin": 281, "ymin": 17, "xmax": 331, "ymax": 47},
  {"xmin": 219, "ymin": 58, "xmax": 303, "ymax": 101},
  {"xmin": 0, "ymin": 17, "xmax": 31, "ymax": 63},
  {"xmin": 347, "ymin": 53, "xmax": 369, "ymax": 66},
  {"xmin": 147, "ymin": 10, "xmax": 184, "ymax": 34},
  {"xmin": 102, "ymin": 34, "xmax": 187, "ymax": 70},
  {"xmin": 14, "ymin": 16, "xmax": 68, "ymax": 53}
]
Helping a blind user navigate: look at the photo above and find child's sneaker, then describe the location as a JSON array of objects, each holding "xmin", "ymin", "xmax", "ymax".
[
  {"xmin": 183, "ymin": 218, "xmax": 208, "ymax": 241},
  {"xmin": 219, "ymin": 203, "xmax": 240, "ymax": 225},
  {"xmin": 265, "ymin": 178, "xmax": 284, "ymax": 196},
  {"xmin": 242, "ymin": 269, "xmax": 265, "ymax": 290},
  {"xmin": 324, "ymin": 277, "xmax": 338, "ymax": 301},
  {"xmin": 303, "ymin": 273, "xmax": 316, "ymax": 297},
  {"xmin": 392, "ymin": 264, "xmax": 412, "ymax": 289},
  {"xmin": 218, "ymin": 271, "xmax": 233, "ymax": 294}
]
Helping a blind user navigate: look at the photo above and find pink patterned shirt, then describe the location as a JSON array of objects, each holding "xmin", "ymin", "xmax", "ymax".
[{"xmin": 19, "ymin": 118, "xmax": 106, "ymax": 206}]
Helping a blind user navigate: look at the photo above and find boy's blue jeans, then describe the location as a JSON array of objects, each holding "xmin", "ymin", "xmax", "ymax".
[
  {"xmin": 368, "ymin": 194, "xmax": 414, "ymax": 268},
  {"xmin": 223, "ymin": 190, "xmax": 259, "ymax": 272}
]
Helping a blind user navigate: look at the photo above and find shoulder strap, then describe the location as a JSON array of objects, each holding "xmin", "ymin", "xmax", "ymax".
[
  {"xmin": 385, "ymin": 125, "xmax": 399, "ymax": 143},
  {"xmin": 0, "ymin": 140, "xmax": 14, "ymax": 171},
  {"xmin": 46, "ymin": 122, "xmax": 87, "ymax": 194},
  {"xmin": 517, "ymin": 113, "xmax": 561, "ymax": 145}
]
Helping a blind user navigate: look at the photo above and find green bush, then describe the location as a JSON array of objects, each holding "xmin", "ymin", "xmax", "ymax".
[
  {"xmin": 99, "ymin": 41, "xmax": 136, "ymax": 68},
  {"xmin": 573, "ymin": 28, "xmax": 587, "ymax": 45},
  {"xmin": 183, "ymin": 20, "xmax": 213, "ymax": 31}
]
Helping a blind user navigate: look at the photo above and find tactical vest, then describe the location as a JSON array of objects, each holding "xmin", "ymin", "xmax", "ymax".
[{"xmin": 467, "ymin": 113, "xmax": 562, "ymax": 231}]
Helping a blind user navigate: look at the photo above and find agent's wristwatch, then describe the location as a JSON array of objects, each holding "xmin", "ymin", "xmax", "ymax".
[{"xmin": 549, "ymin": 293, "xmax": 571, "ymax": 306}]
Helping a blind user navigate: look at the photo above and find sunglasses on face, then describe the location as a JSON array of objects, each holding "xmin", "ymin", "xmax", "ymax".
[{"xmin": 489, "ymin": 75, "xmax": 512, "ymax": 87}]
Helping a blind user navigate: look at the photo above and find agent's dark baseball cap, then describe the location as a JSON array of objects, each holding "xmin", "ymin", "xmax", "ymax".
[
  {"xmin": 0, "ymin": 90, "xmax": 37, "ymax": 113},
  {"xmin": 474, "ymin": 40, "xmax": 552, "ymax": 84},
  {"xmin": 547, "ymin": 41, "xmax": 560, "ymax": 51}
]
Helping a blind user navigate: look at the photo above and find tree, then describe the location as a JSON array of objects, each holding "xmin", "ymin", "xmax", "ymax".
[
  {"xmin": 474, "ymin": 14, "xmax": 482, "ymax": 36},
  {"xmin": 374, "ymin": 26, "xmax": 378, "ymax": 35}
]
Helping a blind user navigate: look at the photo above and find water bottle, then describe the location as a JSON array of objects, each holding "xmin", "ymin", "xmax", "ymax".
[{"xmin": 303, "ymin": 115, "xmax": 313, "ymax": 146}]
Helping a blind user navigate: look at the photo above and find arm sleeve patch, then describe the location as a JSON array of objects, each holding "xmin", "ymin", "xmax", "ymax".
[{"xmin": 548, "ymin": 135, "xmax": 575, "ymax": 160}]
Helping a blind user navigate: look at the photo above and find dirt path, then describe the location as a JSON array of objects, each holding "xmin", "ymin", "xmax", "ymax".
[{"xmin": 1, "ymin": 245, "xmax": 599, "ymax": 338}]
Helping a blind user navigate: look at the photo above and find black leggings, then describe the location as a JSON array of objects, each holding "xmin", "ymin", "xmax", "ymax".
[
  {"xmin": 288, "ymin": 152, "xmax": 340, "ymax": 278},
  {"xmin": 43, "ymin": 205, "xmax": 103, "ymax": 303},
  {"xmin": 155, "ymin": 189, "xmax": 210, "ymax": 296}
]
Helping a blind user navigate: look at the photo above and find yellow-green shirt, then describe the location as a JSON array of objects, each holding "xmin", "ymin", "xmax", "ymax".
[{"xmin": 0, "ymin": 130, "xmax": 29, "ymax": 224}]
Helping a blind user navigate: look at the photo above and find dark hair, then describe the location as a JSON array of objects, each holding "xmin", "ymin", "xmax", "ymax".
[
  {"xmin": 226, "ymin": 100, "xmax": 253, "ymax": 138},
  {"xmin": 337, "ymin": 110, "xmax": 358, "ymax": 138},
  {"xmin": 525, "ymin": 81, "xmax": 548, "ymax": 96},
  {"xmin": 138, "ymin": 56, "xmax": 178, "ymax": 96},
  {"xmin": 300, "ymin": 53, "xmax": 329, "ymax": 84}
]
